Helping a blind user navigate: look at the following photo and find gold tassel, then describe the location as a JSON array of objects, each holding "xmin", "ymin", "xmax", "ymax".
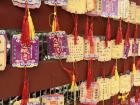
[
  {"xmin": 115, "ymin": 65, "xmax": 119, "ymax": 80},
  {"xmin": 70, "ymin": 74, "xmax": 78, "ymax": 92},
  {"xmin": 28, "ymin": 9, "xmax": 35, "ymax": 40},
  {"xmin": 133, "ymin": 63, "xmax": 136, "ymax": 75}
]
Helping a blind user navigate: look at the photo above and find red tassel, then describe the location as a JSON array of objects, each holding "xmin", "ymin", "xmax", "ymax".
[
  {"xmin": 73, "ymin": 15, "xmax": 78, "ymax": 45},
  {"xmin": 21, "ymin": 67, "xmax": 29, "ymax": 105},
  {"xmin": 84, "ymin": 16, "xmax": 89, "ymax": 40},
  {"xmin": 115, "ymin": 18, "xmax": 122, "ymax": 45},
  {"xmin": 20, "ymin": 4, "xmax": 30, "ymax": 47},
  {"xmin": 88, "ymin": 18, "xmax": 94, "ymax": 50},
  {"xmin": 105, "ymin": 17, "xmax": 111, "ymax": 47},
  {"xmin": 125, "ymin": 22, "xmax": 130, "ymax": 46},
  {"xmin": 87, "ymin": 60, "xmax": 93, "ymax": 89},
  {"xmin": 134, "ymin": 24, "xmax": 138, "ymax": 43}
]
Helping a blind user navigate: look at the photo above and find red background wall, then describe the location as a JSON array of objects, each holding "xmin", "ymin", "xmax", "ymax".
[{"xmin": 0, "ymin": 0, "xmax": 140, "ymax": 104}]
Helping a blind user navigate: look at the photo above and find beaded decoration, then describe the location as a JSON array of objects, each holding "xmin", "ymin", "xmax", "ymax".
[
  {"xmin": 101, "ymin": 0, "xmax": 118, "ymax": 18},
  {"xmin": 44, "ymin": 0, "xmax": 67, "ymax": 6},
  {"xmin": 12, "ymin": 0, "xmax": 41, "ymax": 9},
  {"xmin": 42, "ymin": 94, "xmax": 64, "ymax": 105},
  {"xmin": 13, "ymin": 98, "xmax": 41, "ymax": 105},
  {"xmin": 0, "ymin": 30, "xmax": 7, "ymax": 71},
  {"xmin": 66, "ymin": 35, "xmax": 84, "ymax": 62},
  {"xmin": 97, "ymin": 77, "xmax": 111, "ymax": 101},
  {"xmin": 11, "ymin": 34, "xmax": 39, "ymax": 68},
  {"xmin": 46, "ymin": 31, "xmax": 69, "ymax": 59},
  {"xmin": 80, "ymin": 82, "xmax": 100, "ymax": 105},
  {"xmin": 97, "ymin": 40, "xmax": 112, "ymax": 62},
  {"xmin": 111, "ymin": 40, "xmax": 124, "ymax": 59},
  {"xmin": 119, "ymin": 73, "xmax": 132, "ymax": 94}
]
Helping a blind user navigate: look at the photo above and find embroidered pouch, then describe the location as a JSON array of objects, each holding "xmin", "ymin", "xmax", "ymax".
[
  {"xmin": 46, "ymin": 31, "xmax": 69, "ymax": 59},
  {"xmin": 11, "ymin": 34, "xmax": 39, "ymax": 68}
]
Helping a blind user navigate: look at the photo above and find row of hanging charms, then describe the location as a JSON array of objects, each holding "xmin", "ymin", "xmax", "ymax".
[
  {"xmin": 13, "ymin": 94, "xmax": 64, "ymax": 105},
  {"xmin": 12, "ymin": 0, "xmax": 67, "ymax": 9},
  {"xmin": 11, "ymin": 0, "xmax": 140, "ymax": 24},
  {"xmin": 85, "ymin": 0, "xmax": 140, "ymax": 24},
  {"xmin": 0, "ymin": 30, "xmax": 7, "ymax": 71}
]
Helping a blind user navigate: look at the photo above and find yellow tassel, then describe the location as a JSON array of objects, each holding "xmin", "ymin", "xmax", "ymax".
[
  {"xmin": 52, "ymin": 12, "xmax": 57, "ymax": 32},
  {"xmin": 133, "ymin": 63, "xmax": 136, "ymax": 75},
  {"xmin": 70, "ymin": 75, "xmax": 78, "ymax": 92},
  {"xmin": 115, "ymin": 65, "xmax": 119, "ymax": 80},
  {"xmin": 28, "ymin": 9, "xmax": 35, "ymax": 40}
]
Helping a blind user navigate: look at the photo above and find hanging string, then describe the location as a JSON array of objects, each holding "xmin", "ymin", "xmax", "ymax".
[
  {"xmin": 72, "ymin": 15, "xmax": 78, "ymax": 45},
  {"xmin": 105, "ymin": 16, "xmax": 111, "ymax": 47},
  {"xmin": 115, "ymin": 18, "xmax": 122, "ymax": 45}
]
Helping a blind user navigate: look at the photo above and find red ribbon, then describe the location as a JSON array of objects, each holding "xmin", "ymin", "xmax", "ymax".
[
  {"xmin": 125, "ymin": 22, "xmax": 130, "ymax": 46},
  {"xmin": 105, "ymin": 17, "xmax": 111, "ymax": 47},
  {"xmin": 21, "ymin": 67, "xmax": 29, "ymax": 105},
  {"xmin": 115, "ymin": 18, "xmax": 122, "ymax": 45},
  {"xmin": 84, "ymin": 16, "xmax": 89, "ymax": 40},
  {"xmin": 87, "ymin": 60, "xmax": 93, "ymax": 89},
  {"xmin": 73, "ymin": 15, "xmax": 78, "ymax": 45}
]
